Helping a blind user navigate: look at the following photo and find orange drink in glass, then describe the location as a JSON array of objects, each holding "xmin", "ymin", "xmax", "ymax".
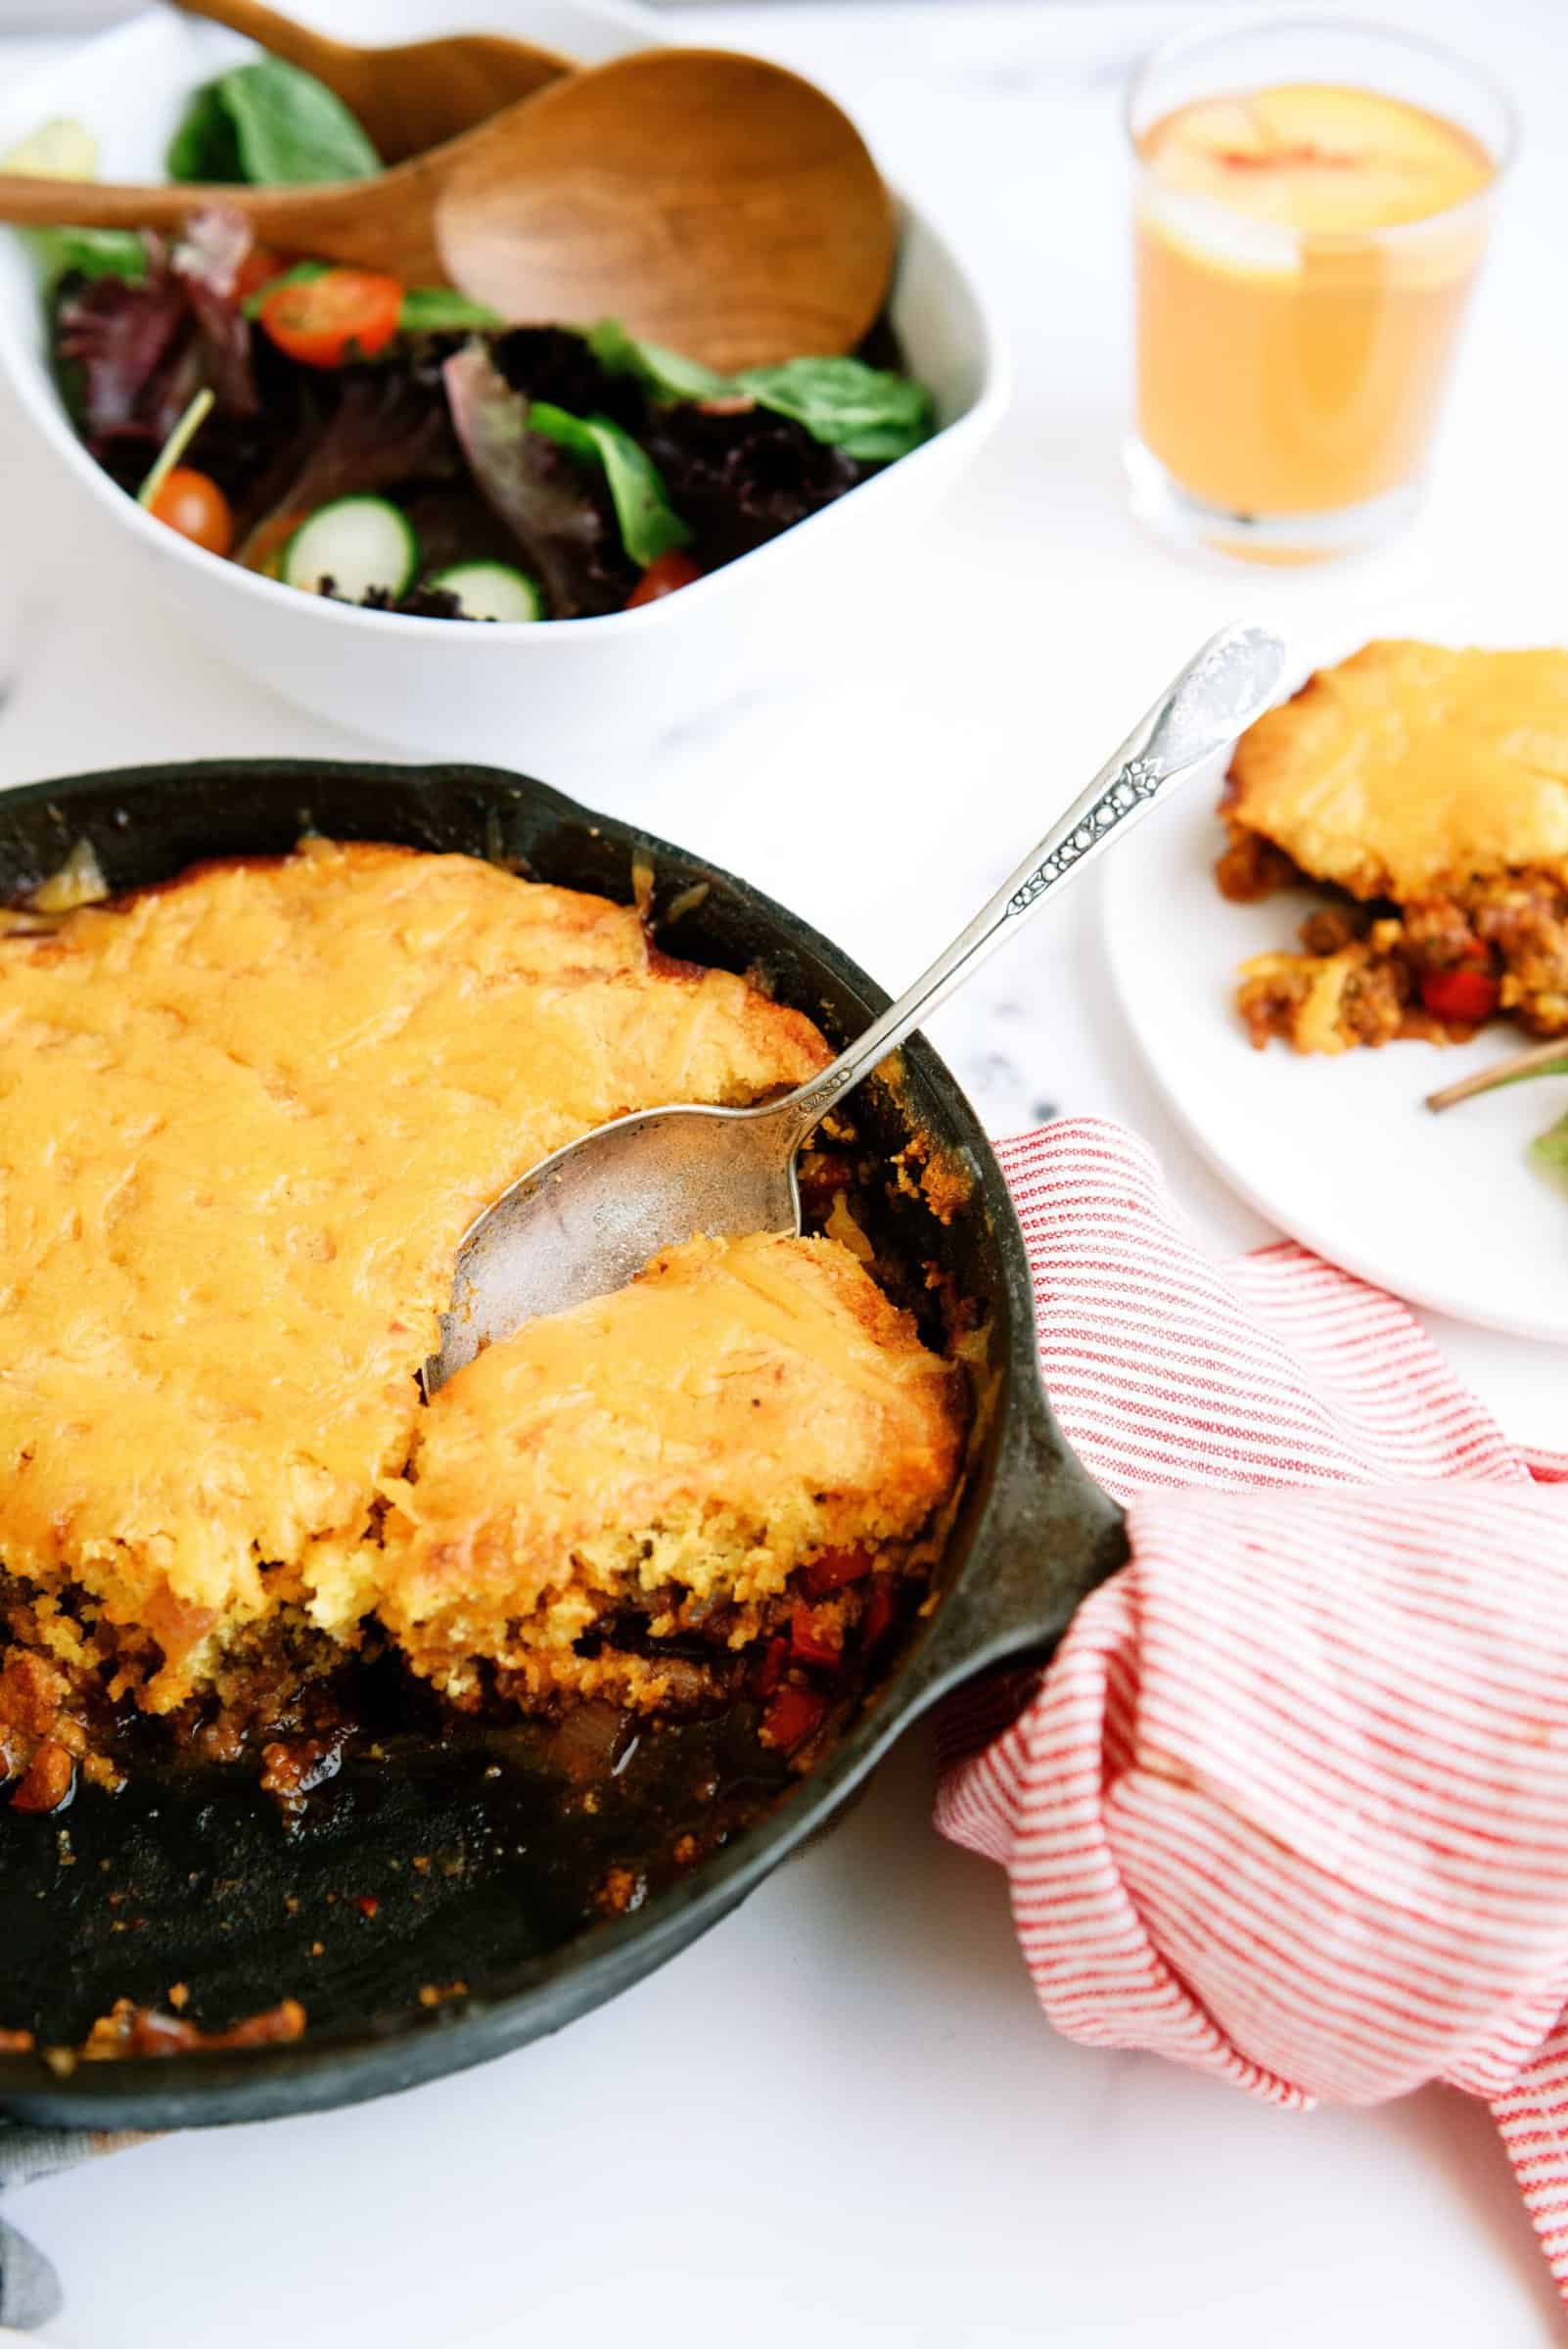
[{"xmin": 1126, "ymin": 20, "xmax": 1515, "ymax": 562}]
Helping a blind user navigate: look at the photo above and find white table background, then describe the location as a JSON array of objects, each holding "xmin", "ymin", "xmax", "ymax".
[{"xmin": 2, "ymin": 2, "xmax": 1566, "ymax": 2341}]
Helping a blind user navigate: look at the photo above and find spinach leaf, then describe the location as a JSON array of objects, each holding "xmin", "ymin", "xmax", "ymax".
[
  {"xmin": 587, "ymin": 318, "xmax": 729, "ymax": 402},
  {"xmin": 398, "ymin": 288, "xmax": 506, "ymax": 334},
  {"xmin": 168, "ymin": 58, "xmax": 380, "ymax": 188},
  {"xmin": 529, "ymin": 399, "xmax": 691, "ymax": 568},
  {"xmin": 224, "ymin": 60, "xmax": 380, "ymax": 183},
  {"xmin": 586, "ymin": 320, "xmax": 934, "ymax": 463},
  {"xmin": 734, "ymin": 356, "xmax": 934, "ymax": 461},
  {"xmin": 167, "ymin": 83, "xmax": 246, "ymax": 183}
]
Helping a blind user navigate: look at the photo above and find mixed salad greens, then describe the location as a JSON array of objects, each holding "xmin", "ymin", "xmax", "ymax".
[{"xmin": 9, "ymin": 58, "xmax": 935, "ymax": 623}]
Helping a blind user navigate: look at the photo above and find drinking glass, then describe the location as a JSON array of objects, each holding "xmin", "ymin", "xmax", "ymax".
[{"xmin": 1126, "ymin": 17, "xmax": 1516, "ymax": 564}]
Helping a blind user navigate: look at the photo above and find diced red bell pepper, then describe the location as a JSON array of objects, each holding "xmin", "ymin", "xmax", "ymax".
[
  {"xmin": 860, "ymin": 1579, "xmax": 896, "ymax": 1651},
  {"xmin": 800, "ymin": 1544, "xmax": 874, "ymax": 1598},
  {"xmin": 790, "ymin": 1601, "xmax": 842, "ymax": 1667},
  {"xmin": 761, "ymin": 1684, "xmax": 828, "ymax": 1754},
  {"xmin": 753, "ymin": 1636, "xmax": 789, "ymax": 1697},
  {"xmin": 1419, "ymin": 964, "xmax": 1499, "ymax": 1025}
]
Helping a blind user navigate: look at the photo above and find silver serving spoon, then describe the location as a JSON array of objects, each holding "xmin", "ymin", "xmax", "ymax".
[{"xmin": 427, "ymin": 622, "xmax": 1287, "ymax": 1390}]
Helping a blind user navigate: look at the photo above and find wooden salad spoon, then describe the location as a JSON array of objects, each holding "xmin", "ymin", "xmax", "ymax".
[
  {"xmin": 0, "ymin": 49, "xmax": 896, "ymax": 369},
  {"xmin": 167, "ymin": 0, "xmax": 571, "ymax": 164}
]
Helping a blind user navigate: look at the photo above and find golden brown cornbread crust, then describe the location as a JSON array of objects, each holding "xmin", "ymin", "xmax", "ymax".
[
  {"xmin": 1219, "ymin": 642, "xmax": 1568, "ymax": 1051},
  {"xmin": 1224, "ymin": 641, "xmax": 1568, "ymax": 901},
  {"xmin": 379, "ymin": 1231, "xmax": 967, "ymax": 1711},
  {"xmin": 0, "ymin": 840, "xmax": 833, "ymax": 1720}
]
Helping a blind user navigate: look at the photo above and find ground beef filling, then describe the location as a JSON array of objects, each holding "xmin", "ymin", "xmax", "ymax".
[{"xmin": 1220, "ymin": 822, "xmax": 1568, "ymax": 1051}]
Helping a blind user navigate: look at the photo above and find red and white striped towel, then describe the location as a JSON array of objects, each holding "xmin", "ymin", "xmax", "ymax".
[{"xmin": 935, "ymin": 1119, "xmax": 1568, "ymax": 2298}]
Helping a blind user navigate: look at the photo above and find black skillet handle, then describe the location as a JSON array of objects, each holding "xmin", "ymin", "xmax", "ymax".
[{"xmin": 896, "ymin": 1371, "xmax": 1130, "ymax": 1726}]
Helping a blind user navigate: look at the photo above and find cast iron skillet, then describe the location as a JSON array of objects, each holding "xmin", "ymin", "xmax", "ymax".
[{"xmin": 0, "ymin": 758, "xmax": 1127, "ymax": 2132}]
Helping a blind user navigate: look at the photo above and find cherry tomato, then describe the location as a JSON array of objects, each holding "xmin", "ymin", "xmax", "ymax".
[
  {"xmin": 148, "ymin": 467, "xmax": 234, "ymax": 557},
  {"xmin": 258, "ymin": 267, "xmax": 403, "ymax": 368},
  {"xmin": 242, "ymin": 509, "xmax": 311, "ymax": 579},
  {"xmin": 1419, "ymin": 964, "xmax": 1499, "ymax": 1025},
  {"xmin": 234, "ymin": 243, "xmax": 291, "ymax": 304},
  {"xmin": 624, "ymin": 550, "xmax": 703, "ymax": 608}
]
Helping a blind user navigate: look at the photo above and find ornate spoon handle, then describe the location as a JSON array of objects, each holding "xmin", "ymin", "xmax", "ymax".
[{"xmin": 776, "ymin": 622, "xmax": 1286, "ymax": 1139}]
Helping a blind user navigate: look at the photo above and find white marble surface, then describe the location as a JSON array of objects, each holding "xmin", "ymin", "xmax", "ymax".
[{"xmin": 2, "ymin": 4, "xmax": 1566, "ymax": 2343}]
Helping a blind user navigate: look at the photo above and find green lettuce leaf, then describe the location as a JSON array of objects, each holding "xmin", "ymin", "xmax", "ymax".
[
  {"xmin": 529, "ymin": 399, "xmax": 690, "ymax": 568},
  {"xmin": 397, "ymin": 288, "xmax": 505, "ymax": 334},
  {"xmin": 169, "ymin": 58, "xmax": 380, "ymax": 187},
  {"xmin": 167, "ymin": 83, "xmax": 244, "ymax": 183},
  {"xmin": 586, "ymin": 318, "xmax": 729, "ymax": 402},
  {"xmin": 25, "ymin": 226, "xmax": 146, "ymax": 286},
  {"xmin": 588, "ymin": 318, "xmax": 934, "ymax": 462},
  {"xmin": 733, "ymin": 356, "xmax": 934, "ymax": 461}
]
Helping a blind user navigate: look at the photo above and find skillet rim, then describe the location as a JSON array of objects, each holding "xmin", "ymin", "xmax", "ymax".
[{"xmin": 0, "ymin": 756, "xmax": 1122, "ymax": 2128}]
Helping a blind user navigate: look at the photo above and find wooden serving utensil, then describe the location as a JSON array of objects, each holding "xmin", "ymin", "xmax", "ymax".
[
  {"xmin": 167, "ymin": 0, "xmax": 572, "ymax": 164},
  {"xmin": 0, "ymin": 48, "xmax": 895, "ymax": 369}
]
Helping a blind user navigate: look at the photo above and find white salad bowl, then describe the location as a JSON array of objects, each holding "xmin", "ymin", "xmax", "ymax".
[{"xmin": 0, "ymin": 0, "xmax": 1009, "ymax": 770}]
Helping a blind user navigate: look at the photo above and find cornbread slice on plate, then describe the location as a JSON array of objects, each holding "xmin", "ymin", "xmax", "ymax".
[
  {"xmin": 378, "ymin": 1231, "xmax": 967, "ymax": 1713},
  {"xmin": 1217, "ymin": 641, "xmax": 1568, "ymax": 1051},
  {"xmin": 0, "ymin": 840, "xmax": 833, "ymax": 1742}
]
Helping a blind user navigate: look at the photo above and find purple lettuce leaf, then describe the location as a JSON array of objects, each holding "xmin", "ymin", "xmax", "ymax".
[
  {"xmin": 52, "ymin": 209, "xmax": 294, "ymax": 512},
  {"xmin": 54, "ymin": 262, "xmax": 188, "ymax": 438},
  {"xmin": 441, "ymin": 341, "xmax": 635, "ymax": 620},
  {"xmin": 168, "ymin": 207, "xmax": 260, "ymax": 419},
  {"xmin": 636, "ymin": 401, "xmax": 866, "ymax": 570},
  {"xmin": 234, "ymin": 348, "xmax": 463, "ymax": 565}
]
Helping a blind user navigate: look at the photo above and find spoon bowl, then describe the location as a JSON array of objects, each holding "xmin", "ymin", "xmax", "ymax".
[
  {"xmin": 427, "ymin": 623, "xmax": 1288, "ymax": 1389},
  {"xmin": 0, "ymin": 48, "xmax": 895, "ymax": 370},
  {"xmin": 432, "ymin": 1102, "xmax": 801, "ymax": 1389}
]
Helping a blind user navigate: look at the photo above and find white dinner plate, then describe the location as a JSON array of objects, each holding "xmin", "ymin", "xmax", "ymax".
[{"xmin": 1101, "ymin": 765, "xmax": 1568, "ymax": 1344}]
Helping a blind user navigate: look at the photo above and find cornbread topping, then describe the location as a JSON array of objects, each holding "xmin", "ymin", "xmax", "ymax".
[
  {"xmin": 1218, "ymin": 642, "xmax": 1568, "ymax": 1052},
  {"xmin": 0, "ymin": 839, "xmax": 966, "ymax": 1802},
  {"xmin": 382, "ymin": 1231, "xmax": 964, "ymax": 1710}
]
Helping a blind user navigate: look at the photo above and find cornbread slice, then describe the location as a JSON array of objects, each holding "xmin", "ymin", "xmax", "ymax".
[
  {"xmin": 0, "ymin": 840, "xmax": 829, "ymax": 1714},
  {"xmin": 378, "ymin": 1231, "xmax": 965, "ymax": 1711},
  {"xmin": 1218, "ymin": 642, "xmax": 1568, "ymax": 1051}
]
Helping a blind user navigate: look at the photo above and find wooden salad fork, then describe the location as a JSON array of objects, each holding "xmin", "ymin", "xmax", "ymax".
[
  {"xmin": 167, "ymin": 0, "xmax": 572, "ymax": 163},
  {"xmin": 0, "ymin": 48, "xmax": 896, "ymax": 370}
]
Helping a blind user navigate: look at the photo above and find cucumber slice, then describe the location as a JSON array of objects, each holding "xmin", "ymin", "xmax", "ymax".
[
  {"xmin": 281, "ymin": 495, "xmax": 418, "ymax": 603},
  {"xmin": 425, "ymin": 561, "xmax": 544, "ymax": 623}
]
